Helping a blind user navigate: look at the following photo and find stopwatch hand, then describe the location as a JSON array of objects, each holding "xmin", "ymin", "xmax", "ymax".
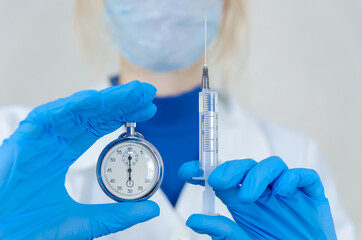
[
  {"xmin": 128, "ymin": 166, "xmax": 132, "ymax": 180},
  {"xmin": 128, "ymin": 156, "xmax": 133, "ymax": 180},
  {"xmin": 0, "ymin": 80, "xmax": 160, "ymax": 239}
]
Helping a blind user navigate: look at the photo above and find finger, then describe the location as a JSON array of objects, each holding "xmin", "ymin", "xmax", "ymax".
[
  {"xmin": 15, "ymin": 80, "xmax": 157, "ymax": 140},
  {"xmin": 186, "ymin": 214, "xmax": 251, "ymax": 240},
  {"xmin": 120, "ymin": 103, "xmax": 157, "ymax": 123},
  {"xmin": 178, "ymin": 161, "xmax": 205, "ymax": 186},
  {"xmin": 81, "ymin": 200, "xmax": 160, "ymax": 238},
  {"xmin": 62, "ymin": 80, "xmax": 156, "ymax": 121},
  {"xmin": 59, "ymin": 103, "xmax": 157, "ymax": 156},
  {"xmin": 208, "ymin": 159, "xmax": 257, "ymax": 191},
  {"xmin": 85, "ymin": 104, "xmax": 157, "ymax": 137},
  {"xmin": 272, "ymin": 168, "xmax": 325, "ymax": 198},
  {"xmin": 238, "ymin": 156, "xmax": 288, "ymax": 203}
]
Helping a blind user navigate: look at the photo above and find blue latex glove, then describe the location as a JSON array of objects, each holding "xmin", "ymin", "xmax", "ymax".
[
  {"xmin": 179, "ymin": 157, "xmax": 337, "ymax": 240},
  {"xmin": 0, "ymin": 81, "xmax": 160, "ymax": 239}
]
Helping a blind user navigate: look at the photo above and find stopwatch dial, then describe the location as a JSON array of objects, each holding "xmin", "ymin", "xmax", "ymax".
[
  {"xmin": 100, "ymin": 142, "xmax": 159, "ymax": 201},
  {"xmin": 122, "ymin": 148, "xmax": 138, "ymax": 166}
]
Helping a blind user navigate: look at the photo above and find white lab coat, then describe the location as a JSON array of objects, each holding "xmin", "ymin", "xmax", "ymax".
[{"xmin": 0, "ymin": 91, "xmax": 355, "ymax": 240}]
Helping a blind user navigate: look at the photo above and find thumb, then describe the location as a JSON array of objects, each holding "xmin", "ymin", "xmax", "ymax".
[
  {"xmin": 186, "ymin": 214, "xmax": 251, "ymax": 240},
  {"xmin": 80, "ymin": 201, "xmax": 160, "ymax": 238}
]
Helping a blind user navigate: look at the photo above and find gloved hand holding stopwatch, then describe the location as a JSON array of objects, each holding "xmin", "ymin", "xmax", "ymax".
[
  {"xmin": 97, "ymin": 122, "xmax": 164, "ymax": 202},
  {"xmin": 0, "ymin": 81, "xmax": 161, "ymax": 239}
]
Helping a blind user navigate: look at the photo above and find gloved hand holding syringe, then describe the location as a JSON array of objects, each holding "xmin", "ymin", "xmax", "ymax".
[{"xmin": 193, "ymin": 17, "xmax": 219, "ymax": 215}]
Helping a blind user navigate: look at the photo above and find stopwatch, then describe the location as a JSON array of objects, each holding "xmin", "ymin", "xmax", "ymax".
[{"xmin": 97, "ymin": 122, "xmax": 164, "ymax": 202}]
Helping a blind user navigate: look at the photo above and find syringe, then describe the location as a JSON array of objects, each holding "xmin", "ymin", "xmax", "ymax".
[{"xmin": 194, "ymin": 16, "xmax": 218, "ymax": 215}]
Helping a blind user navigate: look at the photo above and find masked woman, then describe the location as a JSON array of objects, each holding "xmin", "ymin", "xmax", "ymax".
[{"xmin": 0, "ymin": 0, "xmax": 354, "ymax": 239}]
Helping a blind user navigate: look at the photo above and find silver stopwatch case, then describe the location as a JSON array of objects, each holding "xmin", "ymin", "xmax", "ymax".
[{"xmin": 97, "ymin": 122, "xmax": 164, "ymax": 202}]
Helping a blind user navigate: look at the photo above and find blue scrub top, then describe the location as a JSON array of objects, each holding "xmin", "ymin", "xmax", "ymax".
[{"xmin": 112, "ymin": 77, "xmax": 200, "ymax": 206}]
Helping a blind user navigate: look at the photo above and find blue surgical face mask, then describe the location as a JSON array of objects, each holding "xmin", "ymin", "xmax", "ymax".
[{"xmin": 104, "ymin": 0, "xmax": 222, "ymax": 73}]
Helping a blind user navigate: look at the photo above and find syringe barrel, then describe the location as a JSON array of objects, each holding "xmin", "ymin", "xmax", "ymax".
[
  {"xmin": 199, "ymin": 89, "xmax": 218, "ymax": 179},
  {"xmin": 199, "ymin": 89, "xmax": 218, "ymax": 215}
]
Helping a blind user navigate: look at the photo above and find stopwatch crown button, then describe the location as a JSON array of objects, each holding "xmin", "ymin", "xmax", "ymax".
[
  {"xmin": 126, "ymin": 122, "xmax": 136, "ymax": 137},
  {"xmin": 125, "ymin": 122, "xmax": 136, "ymax": 128}
]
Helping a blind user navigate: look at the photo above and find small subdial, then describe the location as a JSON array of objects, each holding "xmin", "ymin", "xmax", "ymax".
[
  {"xmin": 126, "ymin": 180, "xmax": 134, "ymax": 188},
  {"xmin": 122, "ymin": 150, "xmax": 138, "ymax": 166}
]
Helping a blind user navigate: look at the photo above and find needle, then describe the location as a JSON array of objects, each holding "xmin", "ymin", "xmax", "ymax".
[{"xmin": 204, "ymin": 16, "xmax": 207, "ymax": 67}]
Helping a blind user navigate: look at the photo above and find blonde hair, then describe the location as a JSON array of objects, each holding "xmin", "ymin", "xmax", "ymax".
[{"xmin": 73, "ymin": 0, "xmax": 248, "ymax": 91}]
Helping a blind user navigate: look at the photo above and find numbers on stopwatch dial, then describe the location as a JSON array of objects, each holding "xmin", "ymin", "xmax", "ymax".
[{"xmin": 101, "ymin": 142, "xmax": 159, "ymax": 200}]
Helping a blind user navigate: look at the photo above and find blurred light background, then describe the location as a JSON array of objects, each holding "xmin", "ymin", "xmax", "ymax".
[{"xmin": 0, "ymin": 0, "xmax": 361, "ymax": 238}]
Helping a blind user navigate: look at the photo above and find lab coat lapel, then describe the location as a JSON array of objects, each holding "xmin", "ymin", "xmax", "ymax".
[{"xmin": 218, "ymin": 93, "xmax": 273, "ymax": 162}]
